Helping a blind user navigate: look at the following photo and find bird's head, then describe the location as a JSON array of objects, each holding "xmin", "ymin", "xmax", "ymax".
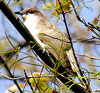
[{"xmin": 15, "ymin": 8, "xmax": 45, "ymax": 21}]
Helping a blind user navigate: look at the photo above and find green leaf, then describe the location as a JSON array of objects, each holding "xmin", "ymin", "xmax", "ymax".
[
  {"xmin": 93, "ymin": 71, "xmax": 100, "ymax": 77},
  {"xmin": 42, "ymin": 2, "xmax": 53, "ymax": 10},
  {"xmin": 13, "ymin": 0, "xmax": 22, "ymax": 4}
]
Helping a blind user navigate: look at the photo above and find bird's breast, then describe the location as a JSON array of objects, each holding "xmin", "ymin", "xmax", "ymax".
[
  {"xmin": 24, "ymin": 19, "xmax": 46, "ymax": 48},
  {"xmin": 24, "ymin": 18, "xmax": 39, "ymax": 35}
]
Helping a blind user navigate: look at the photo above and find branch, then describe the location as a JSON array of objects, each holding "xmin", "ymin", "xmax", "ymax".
[
  {"xmin": 76, "ymin": 53, "xmax": 100, "ymax": 60},
  {"xmin": 57, "ymin": 0, "xmax": 88, "ymax": 89},
  {"xmin": 71, "ymin": 1, "xmax": 100, "ymax": 38},
  {"xmin": 0, "ymin": 1, "xmax": 87, "ymax": 92},
  {"xmin": 0, "ymin": 56, "xmax": 23, "ymax": 92},
  {"xmin": 5, "ymin": 41, "xmax": 28, "ymax": 57},
  {"xmin": 24, "ymin": 70, "xmax": 35, "ymax": 92}
]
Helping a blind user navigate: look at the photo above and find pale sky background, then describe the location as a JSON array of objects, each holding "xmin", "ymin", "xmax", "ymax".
[{"xmin": 0, "ymin": 0, "xmax": 100, "ymax": 92}]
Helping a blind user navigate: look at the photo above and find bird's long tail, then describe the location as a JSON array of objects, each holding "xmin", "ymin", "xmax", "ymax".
[{"xmin": 66, "ymin": 48, "xmax": 82, "ymax": 78}]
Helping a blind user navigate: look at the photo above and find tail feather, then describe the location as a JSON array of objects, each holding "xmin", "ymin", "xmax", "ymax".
[{"xmin": 66, "ymin": 48, "xmax": 81, "ymax": 77}]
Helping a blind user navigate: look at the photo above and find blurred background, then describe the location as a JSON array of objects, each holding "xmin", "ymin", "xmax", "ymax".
[{"xmin": 0, "ymin": 0, "xmax": 100, "ymax": 92}]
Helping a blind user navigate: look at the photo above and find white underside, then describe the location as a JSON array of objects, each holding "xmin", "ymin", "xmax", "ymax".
[{"xmin": 24, "ymin": 14, "xmax": 46, "ymax": 48}]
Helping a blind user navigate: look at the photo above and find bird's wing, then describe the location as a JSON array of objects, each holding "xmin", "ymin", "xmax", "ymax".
[{"xmin": 37, "ymin": 19, "xmax": 80, "ymax": 75}]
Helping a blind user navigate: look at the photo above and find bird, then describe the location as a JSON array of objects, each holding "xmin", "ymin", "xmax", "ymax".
[{"xmin": 15, "ymin": 8, "xmax": 81, "ymax": 77}]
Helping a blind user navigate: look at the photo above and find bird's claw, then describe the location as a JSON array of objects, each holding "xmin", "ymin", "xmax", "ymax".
[{"xmin": 42, "ymin": 48, "xmax": 46, "ymax": 53}]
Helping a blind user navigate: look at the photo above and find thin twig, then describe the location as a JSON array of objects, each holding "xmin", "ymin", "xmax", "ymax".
[
  {"xmin": 0, "ymin": 72, "xmax": 54, "ymax": 80},
  {"xmin": 57, "ymin": 0, "xmax": 87, "ymax": 86},
  {"xmin": 76, "ymin": 53, "xmax": 100, "ymax": 60},
  {"xmin": 0, "ymin": 56, "xmax": 23, "ymax": 92},
  {"xmin": 88, "ymin": 22, "xmax": 100, "ymax": 32},
  {"xmin": 24, "ymin": 70, "xmax": 35, "ymax": 92},
  {"xmin": 71, "ymin": 1, "xmax": 100, "ymax": 38},
  {"xmin": 1, "ymin": 72, "xmax": 100, "ymax": 81}
]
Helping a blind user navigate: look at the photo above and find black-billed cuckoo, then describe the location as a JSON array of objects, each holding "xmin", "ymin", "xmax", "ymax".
[{"xmin": 16, "ymin": 8, "xmax": 81, "ymax": 77}]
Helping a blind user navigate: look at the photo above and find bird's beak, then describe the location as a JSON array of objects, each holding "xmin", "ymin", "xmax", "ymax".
[
  {"xmin": 15, "ymin": 11, "xmax": 26, "ymax": 20},
  {"xmin": 15, "ymin": 11, "xmax": 23, "ymax": 15}
]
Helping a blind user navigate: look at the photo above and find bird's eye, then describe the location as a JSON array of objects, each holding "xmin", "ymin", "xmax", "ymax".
[{"xmin": 26, "ymin": 9, "xmax": 34, "ymax": 14}]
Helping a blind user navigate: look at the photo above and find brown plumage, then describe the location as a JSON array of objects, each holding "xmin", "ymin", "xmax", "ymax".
[{"xmin": 18, "ymin": 8, "xmax": 80, "ymax": 76}]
